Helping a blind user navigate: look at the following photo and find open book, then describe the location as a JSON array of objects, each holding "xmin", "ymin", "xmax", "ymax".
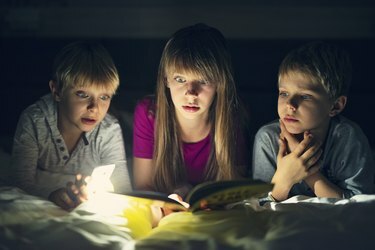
[{"xmin": 123, "ymin": 179, "xmax": 272, "ymax": 212}]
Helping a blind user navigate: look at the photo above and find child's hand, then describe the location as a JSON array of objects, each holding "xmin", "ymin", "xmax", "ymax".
[
  {"xmin": 274, "ymin": 134, "xmax": 322, "ymax": 187},
  {"xmin": 67, "ymin": 174, "xmax": 89, "ymax": 204},
  {"xmin": 48, "ymin": 174, "xmax": 89, "ymax": 211},
  {"xmin": 161, "ymin": 193, "xmax": 190, "ymax": 216},
  {"xmin": 168, "ymin": 193, "xmax": 190, "ymax": 208},
  {"xmin": 279, "ymin": 119, "xmax": 313, "ymax": 153},
  {"xmin": 48, "ymin": 187, "xmax": 77, "ymax": 211}
]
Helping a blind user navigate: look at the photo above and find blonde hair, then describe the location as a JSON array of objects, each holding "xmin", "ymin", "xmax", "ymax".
[
  {"xmin": 278, "ymin": 41, "xmax": 352, "ymax": 101},
  {"xmin": 51, "ymin": 41, "xmax": 119, "ymax": 95},
  {"xmin": 153, "ymin": 23, "xmax": 243, "ymax": 193}
]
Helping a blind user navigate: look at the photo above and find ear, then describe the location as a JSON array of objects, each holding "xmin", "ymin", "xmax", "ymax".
[
  {"xmin": 329, "ymin": 96, "xmax": 347, "ymax": 117},
  {"xmin": 49, "ymin": 80, "xmax": 61, "ymax": 102}
]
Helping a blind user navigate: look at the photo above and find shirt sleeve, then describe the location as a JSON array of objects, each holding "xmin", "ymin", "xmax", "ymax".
[
  {"xmin": 328, "ymin": 121, "xmax": 375, "ymax": 198},
  {"xmin": 133, "ymin": 98, "xmax": 155, "ymax": 159},
  {"xmin": 11, "ymin": 110, "xmax": 44, "ymax": 196},
  {"xmin": 251, "ymin": 123, "xmax": 279, "ymax": 183}
]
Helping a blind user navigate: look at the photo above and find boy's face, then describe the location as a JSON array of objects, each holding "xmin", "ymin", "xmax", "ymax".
[
  {"xmin": 57, "ymin": 85, "xmax": 113, "ymax": 134},
  {"xmin": 278, "ymin": 72, "xmax": 335, "ymax": 136},
  {"xmin": 166, "ymin": 71, "xmax": 217, "ymax": 122}
]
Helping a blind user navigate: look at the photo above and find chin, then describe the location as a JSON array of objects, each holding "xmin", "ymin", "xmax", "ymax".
[
  {"xmin": 285, "ymin": 126, "xmax": 304, "ymax": 135},
  {"xmin": 81, "ymin": 124, "xmax": 97, "ymax": 132}
]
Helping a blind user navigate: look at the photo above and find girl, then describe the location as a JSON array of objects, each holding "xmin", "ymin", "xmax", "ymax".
[{"xmin": 133, "ymin": 23, "xmax": 249, "ymax": 198}]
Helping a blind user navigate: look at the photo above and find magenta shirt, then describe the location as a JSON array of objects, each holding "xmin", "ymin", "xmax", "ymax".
[{"xmin": 133, "ymin": 97, "xmax": 210, "ymax": 184}]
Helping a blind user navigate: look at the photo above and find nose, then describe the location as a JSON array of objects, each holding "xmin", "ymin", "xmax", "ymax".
[
  {"xmin": 185, "ymin": 82, "xmax": 199, "ymax": 96},
  {"xmin": 286, "ymin": 96, "xmax": 297, "ymax": 111},
  {"xmin": 87, "ymin": 98, "xmax": 99, "ymax": 112}
]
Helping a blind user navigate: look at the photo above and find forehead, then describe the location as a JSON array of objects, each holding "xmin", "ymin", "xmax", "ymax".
[
  {"xmin": 279, "ymin": 72, "xmax": 326, "ymax": 94},
  {"xmin": 167, "ymin": 69, "xmax": 205, "ymax": 79},
  {"xmin": 68, "ymin": 82, "xmax": 115, "ymax": 94}
]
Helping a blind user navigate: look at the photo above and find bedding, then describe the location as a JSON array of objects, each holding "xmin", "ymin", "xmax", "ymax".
[{"xmin": 1, "ymin": 186, "xmax": 374, "ymax": 250}]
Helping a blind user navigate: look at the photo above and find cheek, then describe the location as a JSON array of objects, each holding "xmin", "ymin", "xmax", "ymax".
[
  {"xmin": 168, "ymin": 89, "xmax": 178, "ymax": 103},
  {"xmin": 99, "ymin": 102, "xmax": 111, "ymax": 113},
  {"xmin": 203, "ymin": 88, "xmax": 216, "ymax": 103},
  {"xmin": 277, "ymin": 100, "xmax": 285, "ymax": 116}
]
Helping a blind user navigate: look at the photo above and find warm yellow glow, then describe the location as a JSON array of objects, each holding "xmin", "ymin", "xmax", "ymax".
[
  {"xmin": 76, "ymin": 192, "xmax": 155, "ymax": 239},
  {"xmin": 86, "ymin": 164, "xmax": 115, "ymax": 199}
]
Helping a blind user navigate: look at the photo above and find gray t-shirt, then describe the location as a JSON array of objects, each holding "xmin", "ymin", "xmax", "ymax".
[
  {"xmin": 252, "ymin": 116, "xmax": 374, "ymax": 198},
  {"xmin": 11, "ymin": 94, "xmax": 132, "ymax": 198}
]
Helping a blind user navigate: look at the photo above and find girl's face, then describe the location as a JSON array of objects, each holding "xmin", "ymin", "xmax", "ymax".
[
  {"xmin": 167, "ymin": 71, "xmax": 217, "ymax": 123},
  {"xmin": 56, "ymin": 85, "xmax": 113, "ymax": 134},
  {"xmin": 278, "ymin": 72, "xmax": 334, "ymax": 136}
]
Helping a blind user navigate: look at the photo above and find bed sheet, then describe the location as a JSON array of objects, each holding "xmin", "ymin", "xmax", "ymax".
[
  {"xmin": 136, "ymin": 195, "xmax": 375, "ymax": 250},
  {"xmin": 1, "ymin": 186, "xmax": 375, "ymax": 250}
]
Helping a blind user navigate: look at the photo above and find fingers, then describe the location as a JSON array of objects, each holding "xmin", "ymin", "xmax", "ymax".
[
  {"xmin": 58, "ymin": 191, "xmax": 76, "ymax": 210},
  {"xmin": 307, "ymin": 163, "xmax": 321, "ymax": 175},
  {"xmin": 49, "ymin": 188, "xmax": 76, "ymax": 211},
  {"xmin": 65, "ymin": 174, "xmax": 89, "ymax": 205},
  {"xmin": 303, "ymin": 146, "xmax": 323, "ymax": 167},
  {"xmin": 168, "ymin": 194, "xmax": 190, "ymax": 208},
  {"xmin": 292, "ymin": 133, "xmax": 316, "ymax": 157},
  {"xmin": 277, "ymin": 137, "xmax": 288, "ymax": 161}
]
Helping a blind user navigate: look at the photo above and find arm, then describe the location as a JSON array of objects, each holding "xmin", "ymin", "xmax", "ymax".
[
  {"xmin": 11, "ymin": 111, "xmax": 42, "ymax": 196},
  {"xmin": 252, "ymin": 123, "xmax": 280, "ymax": 183},
  {"xmin": 132, "ymin": 98, "xmax": 156, "ymax": 191},
  {"xmin": 133, "ymin": 157, "xmax": 154, "ymax": 190},
  {"xmin": 327, "ymin": 120, "xmax": 375, "ymax": 198},
  {"xmin": 304, "ymin": 173, "xmax": 343, "ymax": 198}
]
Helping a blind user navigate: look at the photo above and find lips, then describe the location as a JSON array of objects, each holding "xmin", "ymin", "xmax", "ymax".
[
  {"xmin": 283, "ymin": 116, "xmax": 298, "ymax": 123},
  {"xmin": 81, "ymin": 117, "xmax": 97, "ymax": 125},
  {"xmin": 182, "ymin": 105, "xmax": 200, "ymax": 113}
]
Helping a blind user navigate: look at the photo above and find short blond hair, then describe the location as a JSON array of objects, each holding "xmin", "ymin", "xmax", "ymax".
[
  {"xmin": 51, "ymin": 41, "xmax": 119, "ymax": 95},
  {"xmin": 278, "ymin": 41, "xmax": 352, "ymax": 100}
]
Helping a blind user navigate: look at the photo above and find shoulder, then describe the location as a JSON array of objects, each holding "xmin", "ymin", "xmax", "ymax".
[
  {"xmin": 255, "ymin": 120, "xmax": 280, "ymax": 139},
  {"xmin": 98, "ymin": 113, "xmax": 121, "ymax": 131},
  {"xmin": 253, "ymin": 120, "xmax": 280, "ymax": 150},
  {"xmin": 134, "ymin": 95, "xmax": 156, "ymax": 122},
  {"xmin": 18, "ymin": 94, "xmax": 55, "ymax": 125},
  {"xmin": 329, "ymin": 115, "xmax": 369, "ymax": 142}
]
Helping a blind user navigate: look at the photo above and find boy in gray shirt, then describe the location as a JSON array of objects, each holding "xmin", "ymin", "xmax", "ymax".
[
  {"xmin": 253, "ymin": 41, "xmax": 374, "ymax": 201},
  {"xmin": 11, "ymin": 41, "xmax": 132, "ymax": 210}
]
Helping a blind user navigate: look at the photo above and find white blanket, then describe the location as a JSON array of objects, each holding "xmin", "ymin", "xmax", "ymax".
[{"xmin": 1, "ymin": 186, "xmax": 375, "ymax": 250}]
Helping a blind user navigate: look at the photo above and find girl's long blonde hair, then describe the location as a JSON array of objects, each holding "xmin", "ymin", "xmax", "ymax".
[{"xmin": 153, "ymin": 23, "xmax": 243, "ymax": 193}]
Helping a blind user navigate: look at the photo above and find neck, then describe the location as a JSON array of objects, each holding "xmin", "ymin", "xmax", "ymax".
[{"xmin": 178, "ymin": 117, "xmax": 211, "ymax": 143}]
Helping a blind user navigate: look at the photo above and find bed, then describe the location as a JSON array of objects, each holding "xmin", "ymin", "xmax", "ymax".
[{"xmin": 1, "ymin": 185, "xmax": 374, "ymax": 250}]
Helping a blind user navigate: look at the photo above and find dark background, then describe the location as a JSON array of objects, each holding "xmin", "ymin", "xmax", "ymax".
[{"xmin": 1, "ymin": 0, "xmax": 375, "ymax": 153}]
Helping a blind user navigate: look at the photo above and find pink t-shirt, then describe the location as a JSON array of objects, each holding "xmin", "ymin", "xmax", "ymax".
[{"xmin": 133, "ymin": 97, "xmax": 209, "ymax": 184}]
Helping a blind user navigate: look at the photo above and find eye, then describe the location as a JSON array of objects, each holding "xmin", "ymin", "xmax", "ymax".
[
  {"xmin": 99, "ymin": 95, "xmax": 111, "ymax": 101},
  {"xmin": 174, "ymin": 76, "xmax": 186, "ymax": 83},
  {"xmin": 76, "ymin": 91, "xmax": 89, "ymax": 99},
  {"xmin": 279, "ymin": 91, "xmax": 288, "ymax": 97},
  {"xmin": 300, "ymin": 94, "xmax": 312, "ymax": 100}
]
